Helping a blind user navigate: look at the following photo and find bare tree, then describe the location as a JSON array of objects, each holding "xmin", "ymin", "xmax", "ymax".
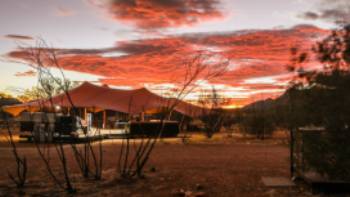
[
  {"xmin": 116, "ymin": 52, "xmax": 228, "ymax": 180},
  {"xmin": 198, "ymin": 87, "xmax": 226, "ymax": 138},
  {"xmin": 28, "ymin": 39, "xmax": 104, "ymax": 181},
  {"xmin": 7, "ymin": 38, "xmax": 103, "ymax": 192},
  {"xmin": 2, "ymin": 113, "xmax": 27, "ymax": 189}
]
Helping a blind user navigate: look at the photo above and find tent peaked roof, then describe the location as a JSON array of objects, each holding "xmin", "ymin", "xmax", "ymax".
[{"xmin": 2, "ymin": 82, "xmax": 204, "ymax": 117}]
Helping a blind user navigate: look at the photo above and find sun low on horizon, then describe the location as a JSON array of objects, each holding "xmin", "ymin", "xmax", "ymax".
[{"xmin": 0, "ymin": 0, "xmax": 346, "ymax": 107}]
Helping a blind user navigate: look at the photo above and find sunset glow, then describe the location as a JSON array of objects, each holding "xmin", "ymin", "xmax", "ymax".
[
  {"xmin": 1, "ymin": 2, "xmax": 350, "ymax": 196},
  {"xmin": 0, "ymin": 0, "xmax": 343, "ymax": 107}
]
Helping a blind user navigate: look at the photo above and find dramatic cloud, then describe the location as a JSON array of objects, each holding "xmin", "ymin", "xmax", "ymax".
[
  {"xmin": 7, "ymin": 25, "xmax": 328, "ymax": 106},
  {"xmin": 14, "ymin": 70, "xmax": 36, "ymax": 77},
  {"xmin": 4, "ymin": 34, "xmax": 33, "ymax": 41},
  {"xmin": 106, "ymin": 0, "xmax": 222, "ymax": 29},
  {"xmin": 301, "ymin": 0, "xmax": 350, "ymax": 25}
]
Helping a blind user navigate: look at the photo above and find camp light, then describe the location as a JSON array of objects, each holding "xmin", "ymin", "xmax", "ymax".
[{"xmin": 55, "ymin": 105, "xmax": 61, "ymax": 111}]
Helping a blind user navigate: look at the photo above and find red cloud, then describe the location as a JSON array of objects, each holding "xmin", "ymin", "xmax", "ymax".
[
  {"xmin": 4, "ymin": 34, "xmax": 33, "ymax": 40},
  {"xmin": 7, "ymin": 25, "xmax": 329, "ymax": 106},
  {"xmin": 14, "ymin": 70, "xmax": 36, "ymax": 77},
  {"xmin": 107, "ymin": 0, "xmax": 222, "ymax": 29}
]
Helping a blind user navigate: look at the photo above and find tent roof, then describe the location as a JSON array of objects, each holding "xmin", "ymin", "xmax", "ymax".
[{"xmin": 2, "ymin": 82, "xmax": 204, "ymax": 117}]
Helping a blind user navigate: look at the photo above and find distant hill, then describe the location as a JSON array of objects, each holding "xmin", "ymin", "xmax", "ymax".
[
  {"xmin": 241, "ymin": 90, "xmax": 291, "ymax": 112},
  {"xmin": 242, "ymin": 98, "xmax": 275, "ymax": 111},
  {"xmin": 0, "ymin": 97, "xmax": 21, "ymax": 119},
  {"xmin": 0, "ymin": 97, "xmax": 21, "ymax": 107}
]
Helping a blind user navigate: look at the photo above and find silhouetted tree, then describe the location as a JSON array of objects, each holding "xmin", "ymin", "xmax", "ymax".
[
  {"xmin": 238, "ymin": 107, "xmax": 276, "ymax": 140},
  {"xmin": 198, "ymin": 87, "xmax": 226, "ymax": 138},
  {"xmin": 287, "ymin": 25, "xmax": 350, "ymax": 181}
]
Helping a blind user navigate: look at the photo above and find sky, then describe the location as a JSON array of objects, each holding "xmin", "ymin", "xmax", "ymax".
[{"xmin": 0, "ymin": 0, "xmax": 348, "ymax": 107}]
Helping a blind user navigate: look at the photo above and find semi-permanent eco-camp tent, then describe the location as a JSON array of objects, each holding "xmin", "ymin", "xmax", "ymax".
[{"xmin": 2, "ymin": 82, "xmax": 204, "ymax": 118}]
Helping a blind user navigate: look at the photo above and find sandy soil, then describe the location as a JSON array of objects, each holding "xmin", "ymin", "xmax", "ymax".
[{"xmin": 0, "ymin": 134, "xmax": 314, "ymax": 197}]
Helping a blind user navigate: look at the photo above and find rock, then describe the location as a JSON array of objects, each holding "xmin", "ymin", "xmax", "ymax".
[
  {"xmin": 150, "ymin": 166, "xmax": 156, "ymax": 173},
  {"xmin": 194, "ymin": 192, "xmax": 206, "ymax": 197},
  {"xmin": 172, "ymin": 189, "xmax": 186, "ymax": 197},
  {"xmin": 195, "ymin": 184, "xmax": 204, "ymax": 190},
  {"xmin": 184, "ymin": 191, "xmax": 193, "ymax": 197}
]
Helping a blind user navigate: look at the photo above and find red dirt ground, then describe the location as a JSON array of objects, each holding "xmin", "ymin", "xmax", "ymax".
[{"xmin": 0, "ymin": 135, "xmax": 314, "ymax": 197}]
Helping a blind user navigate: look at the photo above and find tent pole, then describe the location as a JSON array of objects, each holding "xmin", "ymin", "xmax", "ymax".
[
  {"xmin": 84, "ymin": 108, "xmax": 87, "ymax": 120},
  {"xmin": 140, "ymin": 112, "xmax": 145, "ymax": 121},
  {"xmin": 168, "ymin": 110, "xmax": 173, "ymax": 120},
  {"xmin": 103, "ymin": 110, "xmax": 106, "ymax": 129}
]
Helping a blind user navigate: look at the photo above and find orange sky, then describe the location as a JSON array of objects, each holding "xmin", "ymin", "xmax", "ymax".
[{"xmin": 0, "ymin": 0, "xmax": 347, "ymax": 107}]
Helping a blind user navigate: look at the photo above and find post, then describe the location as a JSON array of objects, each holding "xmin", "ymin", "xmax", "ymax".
[
  {"xmin": 168, "ymin": 110, "xmax": 173, "ymax": 120},
  {"xmin": 103, "ymin": 110, "xmax": 106, "ymax": 129},
  {"xmin": 140, "ymin": 112, "xmax": 145, "ymax": 121},
  {"xmin": 84, "ymin": 108, "xmax": 87, "ymax": 120},
  {"xmin": 290, "ymin": 128, "xmax": 295, "ymax": 179}
]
